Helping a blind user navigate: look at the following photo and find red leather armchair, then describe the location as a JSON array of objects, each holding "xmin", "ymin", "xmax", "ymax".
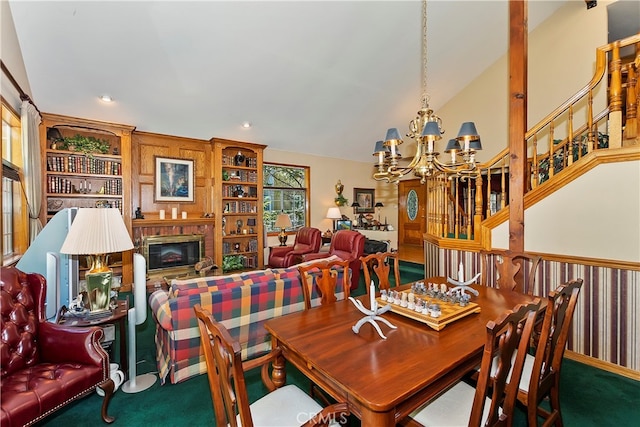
[
  {"xmin": 268, "ymin": 227, "xmax": 322, "ymax": 268},
  {"xmin": 0, "ymin": 267, "xmax": 115, "ymax": 426},
  {"xmin": 303, "ymin": 230, "xmax": 365, "ymax": 290}
]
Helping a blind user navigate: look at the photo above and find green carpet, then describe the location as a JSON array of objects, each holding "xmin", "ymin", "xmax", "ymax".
[{"xmin": 37, "ymin": 262, "xmax": 639, "ymax": 426}]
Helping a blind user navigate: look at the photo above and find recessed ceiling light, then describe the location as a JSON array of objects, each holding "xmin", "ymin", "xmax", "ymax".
[
  {"xmin": 241, "ymin": 121, "xmax": 252, "ymax": 129},
  {"xmin": 99, "ymin": 95, "xmax": 113, "ymax": 102}
]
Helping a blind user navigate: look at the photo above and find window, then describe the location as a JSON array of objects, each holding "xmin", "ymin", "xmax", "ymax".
[
  {"xmin": 1, "ymin": 102, "xmax": 27, "ymax": 265},
  {"xmin": 263, "ymin": 163, "xmax": 309, "ymax": 234}
]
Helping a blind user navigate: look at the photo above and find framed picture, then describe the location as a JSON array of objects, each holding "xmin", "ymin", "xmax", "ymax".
[
  {"xmin": 155, "ymin": 156, "xmax": 194, "ymax": 202},
  {"xmin": 353, "ymin": 188, "xmax": 375, "ymax": 213},
  {"xmin": 335, "ymin": 220, "xmax": 352, "ymax": 231}
]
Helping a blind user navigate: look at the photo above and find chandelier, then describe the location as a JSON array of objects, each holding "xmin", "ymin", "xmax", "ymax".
[{"xmin": 373, "ymin": 0, "xmax": 482, "ymax": 184}]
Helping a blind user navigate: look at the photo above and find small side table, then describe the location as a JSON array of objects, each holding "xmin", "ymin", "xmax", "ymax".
[{"xmin": 57, "ymin": 299, "xmax": 129, "ymax": 376}]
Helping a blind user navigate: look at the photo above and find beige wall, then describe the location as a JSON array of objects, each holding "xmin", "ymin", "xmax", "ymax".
[
  {"xmin": 263, "ymin": 148, "xmax": 398, "ymax": 253},
  {"xmin": 437, "ymin": 0, "xmax": 610, "ymax": 161}
]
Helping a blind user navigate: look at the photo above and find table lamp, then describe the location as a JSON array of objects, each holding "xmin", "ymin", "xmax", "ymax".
[
  {"xmin": 326, "ymin": 207, "xmax": 342, "ymax": 231},
  {"xmin": 375, "ymin": 202, "xmax": 384, "ymax": 223},
  {"xmin": 274, "ymin": 213, "xmax": 292, "ymax": 246},
  {"xmin": 60, "ymin": 208, "xmax": 134, "ymax": 312}
]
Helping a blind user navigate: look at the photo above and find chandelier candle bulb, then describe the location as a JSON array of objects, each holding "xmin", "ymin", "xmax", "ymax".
[
  {"xmin": 159, "ymin": 209, "xmax": 165, "ymax": 220},
  {"xmin": 171, "ymin": 207, "xmax": 178, "ymax": 219}
]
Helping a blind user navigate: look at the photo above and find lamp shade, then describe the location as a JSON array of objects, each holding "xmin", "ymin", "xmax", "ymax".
[
  {"xmin": 456, "ymin": 122, "xmax": 480, "ymax": 140},
  {"xmin": 60, "ymin": 208, "xmax": 133, "ymax": 255},
  {"xmin": 420, "ymin": 121, "xmax": 442, "ymax": 140},
  {"xmin": 350, "ymin": 201, "xmax": 360, "ymax": 208},
  {"xmin": 469, "ymin": 138, "xmax": 483, "ymax": 150},
  {"xmin": 372, "ymin": 140, "xmax": 386, "ymax": 155},
  {"xmin": 384, "ymin": 128, "xmax": 403, "ymax": 145},
  {"xmin": 374, "ymin": 202, "xmax": 384, "ymax": 208},
  {"xmin": 274, "ymin": 213, "xmax": 292, "ymax": 229},
  {"xmin": 444, "ymin": 139, "xmax": 461, "ymax": 152},
  {"xmin": 326, "ymin": 207, "xmax": 342, "ymax": 220}
]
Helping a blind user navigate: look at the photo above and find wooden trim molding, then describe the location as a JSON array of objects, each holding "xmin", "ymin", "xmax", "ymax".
[{"xmin": 565, "ymin": 350, "xmax": 640, "ymax": 382}]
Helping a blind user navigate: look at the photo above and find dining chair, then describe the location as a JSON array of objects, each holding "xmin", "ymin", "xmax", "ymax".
[
  {"xmin": 481, "ymin": 250, "xmax": 542, "ymax": 294},
  {"xmin": 360, "ymin": 251, "xmax": 401, "ymax": 293},
  {"xmin": 405, "ymin": 299, "xmax": 540, "ymax": 427},
  {"xmin": 517, "ymin": 279, "xmax": 583, "ymax": 427},
  {"xmin": 193, "ymin": 304, "xmax": 350, "ymax": 427},
  {"xmin": 298, "ymin": 258, "xmax": 351, "ymax": 310}
]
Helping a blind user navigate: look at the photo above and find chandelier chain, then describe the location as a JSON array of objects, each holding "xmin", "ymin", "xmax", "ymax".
[{"xmin": 421, "ymin": 0, "xmax": 428, "ymax": 106}]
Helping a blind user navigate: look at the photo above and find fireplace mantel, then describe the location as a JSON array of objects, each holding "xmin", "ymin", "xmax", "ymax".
[
  {"xmin": 132, "ymin": 217, "xmax": 215, "ymax": 227},
  {"xmin": 132, "ymin": 218, "xmax": 215, "ymax": 277}
]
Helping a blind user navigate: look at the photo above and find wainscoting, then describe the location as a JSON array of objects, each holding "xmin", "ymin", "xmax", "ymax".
[{"xmin": 426, "ymin": 242, "xmax": 640, "ymax": 374}]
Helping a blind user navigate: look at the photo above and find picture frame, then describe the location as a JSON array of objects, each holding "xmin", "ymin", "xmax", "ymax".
[
  {"xmin": 155, "ymin": 156, "xmax": 194, "ymax": 202},
  {"xmin": 353, "ymin": 188, "xmax": 375, "ymax": 213},
  {"xmin": 335, "ymin": 220, "xmax": 353, "ymax": 231}
]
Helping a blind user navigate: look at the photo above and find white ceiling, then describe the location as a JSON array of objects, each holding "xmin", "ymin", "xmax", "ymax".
[{"xmin": 8, "ymin": 0, "xmax": 569, "ymax": 162}]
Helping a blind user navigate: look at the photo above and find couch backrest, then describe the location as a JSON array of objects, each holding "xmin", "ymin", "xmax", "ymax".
[
  {"xmin": 0, "ymin": 267, "xmax": 46, "ymax": 378},
  {"xmin": 170, "ymin": 269, "xmax": 277, "ymax": 298}
]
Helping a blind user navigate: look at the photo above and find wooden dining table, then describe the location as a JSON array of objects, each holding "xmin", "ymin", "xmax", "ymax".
[{"xmin": 264, "ymin": 277, "xmax": 541, "ymax": 426}]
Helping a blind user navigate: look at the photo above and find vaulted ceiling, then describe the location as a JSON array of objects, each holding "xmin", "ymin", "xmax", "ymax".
[{"xmin": 9, "ymin": 0, "xmax": 569, "ymax": 162}]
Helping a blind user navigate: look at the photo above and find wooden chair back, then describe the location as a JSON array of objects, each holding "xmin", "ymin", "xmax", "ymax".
[
  {"xmin": 519, "ymin": 279, "xmax": 583, "ymax": 426},
  {"xmin": 194, "ymin": 303, "xmax": 269, "ymax": 427},
  {"xmin": 481, "ymin": 250, "xmax": 542, "ymax": 294},
  {"xmin": 360, "ymin": 251, "xmax": 401, "ymax": 293},
  {"xmin": 298, "ymin": 259, "xmax": 350, "ymax": 310},
  {"xmin": 471, "ymin": 300, "xmax": 540, "ymax": 427}
]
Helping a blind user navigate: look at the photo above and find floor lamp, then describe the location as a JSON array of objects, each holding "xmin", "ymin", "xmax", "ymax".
[{"xmin": 122, "ymin": 253, "xmax": 157, "ymax": 393}]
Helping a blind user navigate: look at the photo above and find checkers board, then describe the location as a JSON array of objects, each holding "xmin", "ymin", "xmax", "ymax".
[{"xmin": 376, "ymin": 296, "xmax": 480, "ymax": 331}]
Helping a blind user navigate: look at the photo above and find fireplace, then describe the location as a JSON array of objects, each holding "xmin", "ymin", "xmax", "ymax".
[{"xmin": 142, "ymin": 234, "xmax": 204, "ymax": 278}]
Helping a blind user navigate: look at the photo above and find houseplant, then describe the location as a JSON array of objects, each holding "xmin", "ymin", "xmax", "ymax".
[{"xmin": 59, "ymin": 134, "xmax": 110, "ymax": 155}]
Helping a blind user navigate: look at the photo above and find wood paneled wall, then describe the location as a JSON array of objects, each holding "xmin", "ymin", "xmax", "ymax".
[{"xmin": 131, "ymin": 131, "xmax": 213, "ymax": 219}]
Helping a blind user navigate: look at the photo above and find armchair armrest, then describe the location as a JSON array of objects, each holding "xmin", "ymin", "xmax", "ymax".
[
  {"xmin": 38, "ymin": 321, "xmax": 106, "ymax": 366},
  {"xmin": 270, "ymin": 246, "xmax": 294, "ymax": 257},
  {"xmin": 302, "ymin": 252, "xmax": 331, "ymax": 262}
]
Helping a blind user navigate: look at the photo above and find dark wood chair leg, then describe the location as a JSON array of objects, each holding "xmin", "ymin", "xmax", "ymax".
[{"xmin": 99, "ymin": 378, "xmax": 115, "ymax": 424}]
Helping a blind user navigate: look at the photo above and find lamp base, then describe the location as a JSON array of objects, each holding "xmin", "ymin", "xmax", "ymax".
[
  {"xmin": 85, "ymin": 270, "xmax": 112, "ymax": 312},
  {"xmin": 278, "ymin": 229, "xmax": 288, "ymax": 246},
  {"xmin": 122, "ymin": 373, "xmax": 156, "ymax": 394}
]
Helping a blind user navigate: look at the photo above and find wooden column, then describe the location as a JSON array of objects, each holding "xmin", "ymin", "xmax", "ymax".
[{"xmin": 508, "ymin": 0, "xmax": 527, "ymax": 253}]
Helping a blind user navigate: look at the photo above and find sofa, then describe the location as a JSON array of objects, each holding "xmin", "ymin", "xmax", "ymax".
[
  {"xmin": 0, "ymin": 267, "xmax": 115, "ymax": 426},
  {"xmin": 149, "ymin": 255, "xmax": 347, "ymax": 385},
  {"xmin": 268, "ymin": 227, "xmax": 322, "ymax": 268},
  {"xmin": 303, "ymin": 230, "xmax": 365, "ymax": 290}
]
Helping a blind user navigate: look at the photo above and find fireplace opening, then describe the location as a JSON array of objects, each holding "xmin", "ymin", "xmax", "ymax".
[{"xmin": 142, "ymin": 234, "xmax": 204, "ymax": 278}]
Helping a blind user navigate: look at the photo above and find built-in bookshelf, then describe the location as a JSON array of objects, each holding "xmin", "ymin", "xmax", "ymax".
[
  {"xmin": 211, "ymin": 138, "xmax": 266, "ymax": 273},
  {"xmin": 40, "ymin": 113, "xmax": 135, "ymax": 289}
]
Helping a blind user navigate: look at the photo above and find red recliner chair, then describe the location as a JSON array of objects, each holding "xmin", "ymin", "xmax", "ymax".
[
  {"xmin": 303, "ymin": 230, "xmax": 365, "ymax": 290},
  {"xmin": 268, "ymin": 227, "xmax": 322, "ymax": 268},
  {"xmin": 0, "ymin": 267, "xmax": 115, "ymax": 426}
]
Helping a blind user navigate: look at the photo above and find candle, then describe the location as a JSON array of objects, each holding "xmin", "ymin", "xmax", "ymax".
[
  {"xmin": 171, "ymin": 207, "xmax": 178, "ymax": 219},
  {"xmin": 370, "ymin": 281, "xmax": 376, "ymax": 310},
  {"xmin": 181, "ymin": 211, "xmax": 187, "ymax": 219},
  {"xmin": 458, "ymin": 261, "xmax": 464, "ymax": 282},
  {"xmin": 159, "ymin": 209, "xmax": 165, "ymax": 220}
]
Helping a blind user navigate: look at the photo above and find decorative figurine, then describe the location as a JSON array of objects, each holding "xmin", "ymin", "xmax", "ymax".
[
  {"xmin": 234, "ymin": 151, "xmax": 245, "ymax": 166},
  {"xmin": 135, "ymin": 207, "xmax": 144, "ymax": 219}
]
